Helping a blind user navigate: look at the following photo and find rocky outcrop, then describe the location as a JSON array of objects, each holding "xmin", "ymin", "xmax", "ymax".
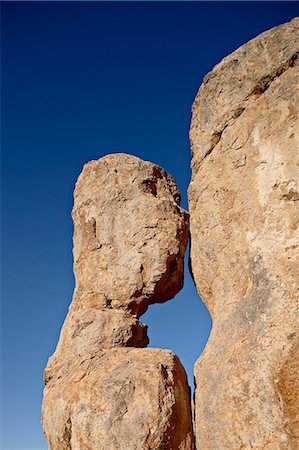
[
  {"xmin": 42, "ymin": 154, "xmax": 193, "ymax": 449},
  {"xmin": 189, "ymin": 18, "xmax": 299, "ymax": 449}
]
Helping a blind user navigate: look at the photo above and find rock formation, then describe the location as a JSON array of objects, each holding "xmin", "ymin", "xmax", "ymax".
[
  {"xmin": 189, "ymin": 18, "xmax": 299, "ymax": 449},
  {"xmin": 42, "ymin": 154, "xmax": 193, "ymax": 449}
]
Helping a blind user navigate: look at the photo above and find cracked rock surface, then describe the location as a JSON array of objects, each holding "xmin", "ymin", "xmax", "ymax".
[
  {"xmin": 189, "ymin": 18, "xmax": 299, "ymax": 449},
  {"xmin": 42, "ymin": 153, "xmax": 193, "ymax": 449}
]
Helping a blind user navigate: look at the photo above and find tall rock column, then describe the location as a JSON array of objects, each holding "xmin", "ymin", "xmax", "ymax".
[
  {"xmin": 42, "ymin": 154, "xmax": 194, "ymax": 449},
  {"xmin": 189, "ymin": 18, "xmax": 299, "ymax": 449}
]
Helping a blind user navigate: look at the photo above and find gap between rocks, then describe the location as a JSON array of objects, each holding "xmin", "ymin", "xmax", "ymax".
[{"xmin": 142, "ymin": 244, "xmax": 212, "ymax": 396}]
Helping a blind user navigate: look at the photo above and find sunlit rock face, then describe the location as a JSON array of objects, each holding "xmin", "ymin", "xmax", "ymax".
[
  {"xmin": 71, "ymin": 153, "xmax": 189, "ymax": 317},
  {"xmin": 42, "ymin": 153, "xmax": 194, "ymax": 449},
  {"xmin": 189, "ymin": 18, "xmax": 299, "ymax": 450},
  {"xmin": 43, "ymin": 348, "xmax": 194, "ymax": 450}
]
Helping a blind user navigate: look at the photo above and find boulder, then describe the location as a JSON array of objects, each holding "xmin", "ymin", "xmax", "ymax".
[
  {"xmin": 72, "ymin": 154, "xmax": 188, "ymax": 317},
  {"xmin": 43, "ymin": 348, "xmax": 193, "ymax": 450}
]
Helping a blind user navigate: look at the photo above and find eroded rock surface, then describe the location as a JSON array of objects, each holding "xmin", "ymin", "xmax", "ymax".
[
  {"xmin": 189, "ymin": 18, "xmax": 299, "ymax": 449},
  {"xmin": 72, "ymin": 154, "xmax": 188, "ymax": 317},
  {"xmin": 43, "ymin": 348, "xmax": 193, "ymax": 450},
  {"xmin": 42, "ymin": 154, "xmax": 193, "ymax": 449}
]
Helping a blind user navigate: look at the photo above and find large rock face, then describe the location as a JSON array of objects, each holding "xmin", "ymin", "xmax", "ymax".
[
  {"xmin": 189, "ymin": 18, "xmax": 299, "ymax": 449},
  {"xmin": 42, "ymin": 154, "xmax": 193, "ymax": 449}
]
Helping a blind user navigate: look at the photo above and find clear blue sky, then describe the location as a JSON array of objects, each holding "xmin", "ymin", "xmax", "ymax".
[{"xmin": 1, "ymin": 2, "xmax": 297, "ymax": 449}]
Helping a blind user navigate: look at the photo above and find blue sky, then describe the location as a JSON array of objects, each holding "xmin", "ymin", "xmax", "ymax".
[{"xmin": 1, "ymin": 2, "xmax": 298, "ymax": 448}]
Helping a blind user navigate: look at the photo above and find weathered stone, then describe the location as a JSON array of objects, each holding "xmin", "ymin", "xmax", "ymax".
[
  {"xmin": 44, "ymin": 309, "xmax": 149, "ymax": 384},
  {"xmin": 42, "ymin": 348, "xmax": 194, "ymax": 450},
  {"xmin": 42, "ymin": 153, "xmax": 193, "ymax": 449},
  {"xmin": 189, "ymin": 18, "xmax": 299, "ymax": 449},
  {"xmin": 72, "ymin": 153, "xmax": 188, "ymax": 317}
]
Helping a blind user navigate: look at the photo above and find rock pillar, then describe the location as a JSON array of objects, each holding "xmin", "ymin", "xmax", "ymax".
[{"xmin": 42, "ymin": 154, "xmax": 193, "ymax": 449}]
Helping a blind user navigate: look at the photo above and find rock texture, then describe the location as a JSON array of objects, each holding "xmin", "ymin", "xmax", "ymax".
[
  {"xmin": 43, "ymin": 348, "xmax": 193, "ymax": 450},
  {"xmin": 72, "ymin": 154, "xmax": 188, "ymax": 317},
  {"xmin": 189, "ymin": 18, "xmax": 299, "ymax": 449},
  {"xmin": 42, "ymin": 154, "xmax": 193, "ymax": 449}
]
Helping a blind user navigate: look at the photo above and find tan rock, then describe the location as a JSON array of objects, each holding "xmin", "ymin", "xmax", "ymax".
[
  {"xmin": 44, "ymin": 309, "xmax": 149, "ymax": 384},
  {"xmin": 189, "ymin": 18, "xmax": 299, "ymax": 449},
  {"xmin": 42, "ymin": 153, "xmax": 193, "ymax": 449},
  {"xmin": 72, "ymin": 153, "xmax": 188, "ymax": 317},
  {"xmin": 42, "ymin": 348, "xmax": 194, "ymax": 450}
]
